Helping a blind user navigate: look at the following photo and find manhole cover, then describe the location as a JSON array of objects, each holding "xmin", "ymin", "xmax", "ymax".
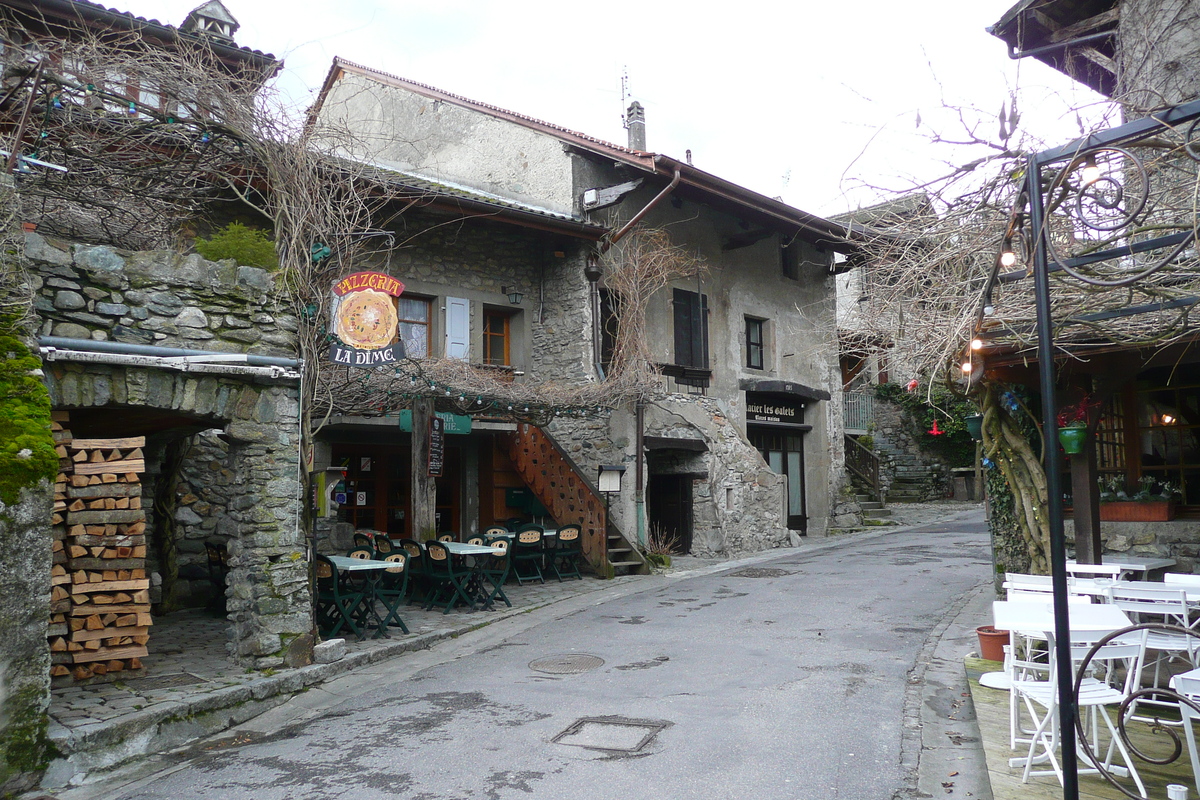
[
  {"xmin": 124, "ymin": 672, "xmax": 208, "ymax": 691},
  {"xmin": 552, "ymin": 716, "xmax": 669, "ymax": 753},
  {"xmin": 529, "ymin": 654, "xmax": 605, "ymax": 674},
  {"xmin": 728, "ymin": 567, "xmax": 791, "ymax": 578}
]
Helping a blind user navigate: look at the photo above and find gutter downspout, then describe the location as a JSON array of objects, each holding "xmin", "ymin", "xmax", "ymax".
[{"xmin": 599, "ymin": 168, "xmax": 681, "ymax": 253}]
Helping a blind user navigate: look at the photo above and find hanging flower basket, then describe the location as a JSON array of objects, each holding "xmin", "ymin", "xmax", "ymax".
[{"xmin": 1058, "ymin": 425, "xmax": 1088, "ymax": 454}]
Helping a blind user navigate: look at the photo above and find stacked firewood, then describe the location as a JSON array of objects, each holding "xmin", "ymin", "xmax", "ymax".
[{"xmin": 47, "ymin": 412, "xmax": 151, "ymax": 684}]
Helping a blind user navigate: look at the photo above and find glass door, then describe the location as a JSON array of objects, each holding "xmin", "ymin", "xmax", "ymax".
[{"xmin": 751, "ymin": 431, "xmax": 807, "ymax": 533}]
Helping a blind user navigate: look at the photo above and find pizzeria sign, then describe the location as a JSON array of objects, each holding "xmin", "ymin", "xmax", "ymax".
[{"xmin": 328, "ymin": 271, "xmax": 407, "ymax": 367}]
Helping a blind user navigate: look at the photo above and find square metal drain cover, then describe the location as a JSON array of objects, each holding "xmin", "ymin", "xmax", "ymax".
[
  {"xmin": 552, "ymin": 716, "xmax": 669, "ymax": 753},
  {"xmin": 124, "ymin": 672, "xmax": 209, "ymax": 691}
]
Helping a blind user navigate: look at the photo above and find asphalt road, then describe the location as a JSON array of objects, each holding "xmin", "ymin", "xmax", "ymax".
[{"xmin": 68, "ymin": 515, "xmax": 993, "ymax": 800}]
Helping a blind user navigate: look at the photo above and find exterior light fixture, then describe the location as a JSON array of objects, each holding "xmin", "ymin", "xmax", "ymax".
[
  {"xmin": 983, "ymin": 305, "xmax": 995, "ymax": 317},
  {"xmin": 502, "ymin": 286, "xmax": 523, "ymax": 305},
  {"xmin": 1162, "ymin": 414, "xmax": 1176, "ymax": 425},
  {"xmin": 961, "ymin": 360, "xmax": 974, "ymax": 374},
  {"xmin": 970, "ymin": 338, "xmax": 984, "ymax": 351},
  {"xmin": 999, "ymin": 249, "xmax": 1016, "ymax": 267},
  {"xmin": 1081, "ymin": 154, "xmax": 1101, "ymax": 186},
  {"xmin": 597, "ymin": 464, "xmax": 626, "ymax": 494}
]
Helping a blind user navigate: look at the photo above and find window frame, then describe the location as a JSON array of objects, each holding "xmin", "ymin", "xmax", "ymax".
[
  {"xmin": 745, "ymin": 316, "xmax": 765, "ymax": 370},
  {"xmin": 482, "ymin": 309, "xmax": 512, "ymax": 366},
  {"xmin": 672, "ymin": 288, "xmax": 709, "ymax": 369},
  {"xmin": 396, "ymin": 295, "xmax": 432, "ymax": 359}
]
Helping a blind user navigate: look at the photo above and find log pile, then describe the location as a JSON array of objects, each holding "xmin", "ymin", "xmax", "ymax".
[{"xmin": 48, "ymin": 412, "xmax": 151, "ymax": 685}]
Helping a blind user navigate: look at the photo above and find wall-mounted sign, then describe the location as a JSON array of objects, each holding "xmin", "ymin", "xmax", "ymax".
[
  {"xmin": 328, "ymin": 271, "xmax": 407, "ymax": 367},
  {"xmin": 746, "ymin": 392, "xmax": 807, "ymax": 428},
  {"xmin": 397, "ymin": 410, "xmax": 472, "ymax": 434},
  {"xmin": 428, "ymin": 416, "xmax": 445, "ymax": 477}
]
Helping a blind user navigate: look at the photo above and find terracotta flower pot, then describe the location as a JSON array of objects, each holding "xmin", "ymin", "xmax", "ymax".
[{"xmin": 976, "ymin": 625, "xmax": 1009, "ymax": 663}]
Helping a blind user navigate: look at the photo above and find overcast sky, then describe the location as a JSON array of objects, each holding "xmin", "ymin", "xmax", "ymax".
[{"xmin": 120, "ymin": 0, "xmax": 1106, "ymax": 217}]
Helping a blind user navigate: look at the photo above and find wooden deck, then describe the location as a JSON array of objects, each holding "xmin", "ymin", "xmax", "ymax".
[{"xmin": 968, "ymin": 657, "xmax": 1197, "ymax": 799}]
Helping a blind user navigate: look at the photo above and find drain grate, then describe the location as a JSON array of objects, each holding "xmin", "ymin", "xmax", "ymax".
[
  {"xmin": 529, "ymin": 654, "xmax": 605, "ymax": 675},
  {"xmin": 552, "ymin": 716, "xmax": 669, "ymax": 753},
  {"xmin": 124, "ymin": 672, "xmax": 209, "ymax": 691},
  {"xmin": 728, "ymin": 567, "xmax": 792, "ymax": 578}
]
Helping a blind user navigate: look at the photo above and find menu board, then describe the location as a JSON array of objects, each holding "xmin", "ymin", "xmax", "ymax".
[{"xmin": 428, "ymin": 416, "xmax": 445, "ymax": 477}]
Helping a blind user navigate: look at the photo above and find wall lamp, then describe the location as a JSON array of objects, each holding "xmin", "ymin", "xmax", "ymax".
[{"xmin": 502, "ymin": 286, "xmax": 523, "ymax": 305}]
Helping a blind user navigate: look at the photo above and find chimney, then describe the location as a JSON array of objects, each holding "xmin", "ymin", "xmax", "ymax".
[{"xmin": 626, "ymin": 101, "xmax": 646, "ymax": 151}]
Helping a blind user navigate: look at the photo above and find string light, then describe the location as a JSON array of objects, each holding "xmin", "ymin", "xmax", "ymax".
[
  {"xmin": 1081, "ymin": 154, "xmax": 1100, "ymax": 186},
  {"xmin": 970, "ymin": 338, "xmax": 984, "ymax": 351}
]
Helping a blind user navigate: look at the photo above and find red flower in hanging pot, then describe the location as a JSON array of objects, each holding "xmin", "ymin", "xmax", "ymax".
[{"xmin": 928, "ymin": 419, "xmax": 943, "ymax": 436}]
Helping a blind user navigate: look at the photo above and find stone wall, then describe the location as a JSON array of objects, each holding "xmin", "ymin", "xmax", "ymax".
[
  {"xmin": 26, "ymin": 232, "xmax": 294, "ymax": 355},
  {"xmin": 1065, "ymin": 518, "xmax": 1200, "ymax": 573},
  {"xmin": 869, "ymin": 397, "xmax": 952, "ymax": 502}
]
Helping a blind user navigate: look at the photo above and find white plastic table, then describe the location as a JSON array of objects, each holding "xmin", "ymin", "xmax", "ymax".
[{"xmin": 1067, "ymin": 556, "xmax": 1177, "ymax": 581}]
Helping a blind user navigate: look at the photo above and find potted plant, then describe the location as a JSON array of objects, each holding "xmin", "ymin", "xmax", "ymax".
[
  {"xmin": 1097, "ymin": 475, "xmax": 1179, "ymax": 521},
  {"xmin": 1056, "ymin": 396, "xmax": 1094, "ymax": 454}
]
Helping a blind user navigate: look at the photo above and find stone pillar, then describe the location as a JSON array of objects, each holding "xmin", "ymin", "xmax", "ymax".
[
  {"xmin": 223, "ymin": 384, "xmax": 312, "ymax": 668},
  {"xmin": 0, "ymin": 483, "xmax": 54, "ymax": 795}
]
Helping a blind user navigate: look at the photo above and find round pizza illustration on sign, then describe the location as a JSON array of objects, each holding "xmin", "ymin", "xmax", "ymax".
[{"xmin": 328, "ymin": 271, "xmax": 407, "ymax": 367}]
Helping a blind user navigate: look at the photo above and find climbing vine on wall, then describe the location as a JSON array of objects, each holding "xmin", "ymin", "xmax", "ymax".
[{"xmin": 873, "ymin": 381, "xmax": 977, "ymax": 467}]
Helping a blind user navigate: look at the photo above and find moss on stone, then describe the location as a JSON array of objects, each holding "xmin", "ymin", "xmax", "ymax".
[
  {"xmin": 0, "ymin": 685, "xmax": 56, "ymax": 795},
  {"xmin": 0, "ymin": 321, "xmax": 57, "ymax": 508}
]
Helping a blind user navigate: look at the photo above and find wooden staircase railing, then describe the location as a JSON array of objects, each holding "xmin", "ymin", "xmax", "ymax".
[
  {"xmin": 844, "ymin": 434, "xmax": 882, "ymax": 503},
  {"xmin": 506, "ymin": 424, "xmax": 644, "ymax": 577}
]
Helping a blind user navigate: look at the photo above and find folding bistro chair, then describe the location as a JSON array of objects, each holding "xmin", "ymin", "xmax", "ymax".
[
  {"xmin": 424, "ymin": 541, "xmax": 476, "ymax": 614},
  {"xmin": 512, "ymin": 524, "xmax": 545, "ymax": 585},
  {"xmin": 314, "ymin": 555, "xmax": 366, "ymax": 639},
  {"xmin": 397, "ymin": 538, "xmax": 430, "ymax": 605},
  {"xmin": 481, "ymin": 535, "xmax": 512, "ymax": 608},
  {"xmin": 1106, "ymin": 584, "xmax": 1200, "ymax": 719},
  {"xmin": 549, "ymin": 524, "xmax": 583, "ymax": 581},
  {"xmin": 375, "ymin": 552, "xmax": 410, "ymax": 634},
  {"xmin": 1009, "ymin": 628, "xmax": 1149, "ymax": 794}
]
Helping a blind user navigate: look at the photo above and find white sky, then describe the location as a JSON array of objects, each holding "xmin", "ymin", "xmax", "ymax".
[{"xmin": 119, "ymin": 0, "xmax": 1107, "ymax": 217}]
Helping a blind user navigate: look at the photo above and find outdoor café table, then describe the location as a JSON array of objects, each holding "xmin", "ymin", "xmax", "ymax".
[
  {"xmin": 1067, "ymin": 556, "xmax": 1177, "ymax": 581},
  {"xmin": 327, "ymin": 555, "xmax": 394, "ymax": 638}
]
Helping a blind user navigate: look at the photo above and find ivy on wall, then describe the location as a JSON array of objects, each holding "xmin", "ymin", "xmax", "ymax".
[{"xmin": 873, "ymin": 381, "xmax": 977, "ymax": 467}]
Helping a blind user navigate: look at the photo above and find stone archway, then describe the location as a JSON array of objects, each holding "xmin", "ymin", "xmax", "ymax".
[{"xmin": 43, "ymin": 359, "xmax": 311, "ymax": 669}]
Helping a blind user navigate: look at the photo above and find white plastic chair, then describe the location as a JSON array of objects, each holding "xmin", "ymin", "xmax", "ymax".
[
  {"xmin": 1170, "ymin": 668, "xmax": 1200, "ymax": 797},
  {"xmin": 1065, "ymin": 562, "xmax": 1126, "ymax": 580},
  {"xmin": 1165, "ymin": 572, "xmax": 1200, "ymax": 587},
  {"xmin": 1009, "ymin": 629, "xmax": 1148, "ymax": 794}
]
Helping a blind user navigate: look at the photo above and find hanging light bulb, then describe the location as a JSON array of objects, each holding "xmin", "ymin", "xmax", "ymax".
[
  {"xmin": 999, "ymin": 249, "xmax": 1016, "ymax": 267},
  {"xmin": 1081, "ymin": 154, "xmax": 1100, "ymax": 186},
  {"xmin": 961, "ymin": 360, "xmax": 974, "ymax": 374},
  {"xmin": 970, "ymin": 338, "xmax": 984, "ymax": 351}
]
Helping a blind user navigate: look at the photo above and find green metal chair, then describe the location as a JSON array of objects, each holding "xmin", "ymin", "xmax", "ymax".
[
  {"xmin": 396, "ymin": 538, "xmax": 431, "ymax": 605},
  {"xmin": 314, "ymin": 554, "xmax": 366, "ymax": 639},
  {"xmin": 375, "ymin": 552, "xmax": 410, "ymax": 634},
  {"xmin": 424, "ymin": 541, "xmax": 476, "ymax": 613},
  {"xmin": 511, "ymin": 524, "xmax": 545, "ymax": 585},
  {"xmin": 549, "ymin": 523, "xmax": 584, "ymax": 581},
  {"xmin": 482, "ymin": 535, "xmax": 512, "ymax": 608}
]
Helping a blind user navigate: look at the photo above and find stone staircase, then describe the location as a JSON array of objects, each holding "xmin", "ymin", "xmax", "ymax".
[{"xmin": 856, "ymin": 493, "xmax": 892, "ymax": 520}]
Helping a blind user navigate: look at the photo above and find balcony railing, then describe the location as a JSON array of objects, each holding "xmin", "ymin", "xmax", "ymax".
[{"xmin": 843, "ymin": 390, "xmax": 874, "ymax": 433}]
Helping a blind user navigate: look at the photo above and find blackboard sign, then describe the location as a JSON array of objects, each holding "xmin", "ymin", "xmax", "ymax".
[{"xmin": 428, "ymin": 416, "xmax": 445, "ymax": 477}]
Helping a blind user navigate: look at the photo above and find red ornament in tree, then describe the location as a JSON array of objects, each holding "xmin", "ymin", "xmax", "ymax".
[{"xmin": 928, "ymin": 419, "xmax": 943, "ymax": 436}]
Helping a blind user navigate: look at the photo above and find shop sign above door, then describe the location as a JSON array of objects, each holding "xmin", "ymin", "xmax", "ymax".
[
  {"xmin": 745, "ymin": 392, "xmax": 806, "ymax": 427},
  {"xmin": 397, "ymin": 410, "xmax": 472, "ymax": 434},
  {"xmin": 328, "ymin": 271, "xmax": 406, "ymax": 367}
]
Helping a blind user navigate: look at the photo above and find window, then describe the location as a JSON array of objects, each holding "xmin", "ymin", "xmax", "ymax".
[
  {"xmin": 745, "ymin": 317, "xmax": 765, "ymax": 370},
  {"xmin": 397, "ymin": 296, "xmax": 430, "ymax": 358},
  {"xmin": 672, "ymin": 288, "xmax": 708, "ymax": 368},
  {"xmin": 483, "ymin": 310, "xmax": 510, "ymax": 366}
]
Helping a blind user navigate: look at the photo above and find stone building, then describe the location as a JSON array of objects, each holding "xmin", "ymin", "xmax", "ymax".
[{"xmin": 307, "ymin": 59, "xmax": 861, "ymax": 559}]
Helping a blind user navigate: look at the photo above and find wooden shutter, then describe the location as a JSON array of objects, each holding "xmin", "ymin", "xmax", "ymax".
[
  {"xmin": 672, "ymin": 289, "xmax": 708, "ymax": 367},
  {"xmin": 445, "ymin": 297, "xmax": 470, "ymax": 360}
]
